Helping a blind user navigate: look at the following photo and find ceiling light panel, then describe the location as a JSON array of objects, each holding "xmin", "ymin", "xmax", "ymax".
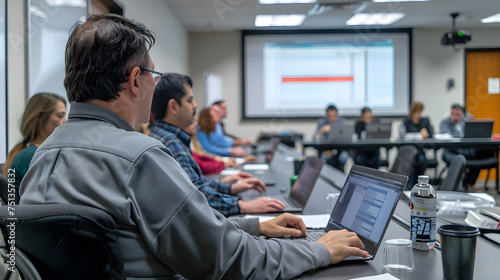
[
  {"xmin": 255, "ymin": 14, "xmax": 306, "ymax": 27},
  {"xmin": 481, "ymin": 13, "xmax": 500, "ymax": 23},
  {"xmin": 259, "ymin": 0, "xmax": 316, "ymax": 4},
  {"xmin": 346, "ymin": 13, "xmax": 405, "ymax": 25}
]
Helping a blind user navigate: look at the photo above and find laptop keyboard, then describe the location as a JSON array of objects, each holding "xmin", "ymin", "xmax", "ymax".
[
  {"xmin": 280, "ymin": 197, "xmax": 302, "ymax": 209},
  {"xmin": 305, "ymin": 231, "xmax": 326, "ymax": 242}
]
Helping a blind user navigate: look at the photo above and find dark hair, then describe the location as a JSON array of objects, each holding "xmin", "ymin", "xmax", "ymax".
[
  {"xmin": 326, "ymin": 104, "xmax": 337, "ymax": 113},
  {"xmin": 198, "ymin": 108, "xmax": 216, "ymax": 134},
  {"xmin": 212, "ymin": 100, "xmax": 225, "ymax": 106},
  {"xmin": 451, "ymin": 104, "xmax": 465, "ymax": 113},
  {"xmin": 151, "ymin": 73, "xmax": 193, "ymax": 121},
  {"xmin": 3, "ymin": 93, "xmax": 66, "ymax": 175},
  {"xmin": 361, "ymin": 107, "xmax": 372, "ymax": 115},
  {"xmin": 64, "ymin": 14, "xmax": 155, "ymax": 103}
]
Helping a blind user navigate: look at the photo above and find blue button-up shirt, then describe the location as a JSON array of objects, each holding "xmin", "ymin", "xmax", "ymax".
[{"xmin": 149, "ymin": 121, "xmax": 240, "ymax": 216}]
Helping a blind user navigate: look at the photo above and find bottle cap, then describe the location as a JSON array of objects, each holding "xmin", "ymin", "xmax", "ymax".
[{"xmin": 417, "ymin": 175, "xmax": 429, "ymax": 183}]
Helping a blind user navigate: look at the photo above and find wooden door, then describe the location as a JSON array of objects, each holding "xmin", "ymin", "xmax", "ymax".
[{"xmin": 465, "ymin": 49, "xmax": 500, "ymax": 182}]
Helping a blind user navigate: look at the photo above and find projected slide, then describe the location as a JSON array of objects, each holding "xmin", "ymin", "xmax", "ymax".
[
  {"xmin": 243, "ymin": 31, "xmax": 410, "ymax": 118},
  {"xmin": 263, "ymin": 42, "xmax": 394, "ymax": 111}
]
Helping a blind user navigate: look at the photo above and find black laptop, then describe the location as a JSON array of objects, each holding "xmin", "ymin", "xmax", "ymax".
[
  {"xmin": 241, "ymin": 157, "xmax": 324, "ymax": 212},
  {"xmin": 464, "ymin": 120, "xmax": 494, "ymax": 138},
  {"xmin": 304, "ymin": 165, "xmax": 407, "ymax": 261}
]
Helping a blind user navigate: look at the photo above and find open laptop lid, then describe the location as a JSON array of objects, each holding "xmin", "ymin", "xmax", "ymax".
[
  {"xmin": 464, "ymin": 120, "xmax": 494, "ymax": 138},
  {"xmin": 326, "ymin": 124, "xmax": 353, "ymax": 142},
  {"xmin": 365, "ymin": 123, "xmax": 392, "ymax": 139},
  {"xmin": 289, "ymin": 157, "xmax": 325, "ymax": 206},
  {"xmin": 325, "ymin": 165, "xmax": 407, "ymax": 259}
]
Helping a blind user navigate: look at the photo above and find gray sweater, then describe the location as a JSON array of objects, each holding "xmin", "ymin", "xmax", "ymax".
[{"xmin": 20, "ymin": 103, "xmax": 330, "ymax": 280}]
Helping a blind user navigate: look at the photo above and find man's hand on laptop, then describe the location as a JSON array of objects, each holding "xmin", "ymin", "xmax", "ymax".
[
  {"xmin": 238, "ymin": 197, "xmax": 286, "ymax": 213},
  {"xmin": 317, "ymin": 229, "xmax": 369, "ymax": 264},
  {"xmin": 221, "ymin": 171, "xmax": 253, "ymax": 184},
  {"xmin": 231, "ymin": 178, "xmax": 266, "ymax": 194},
  {"xmin": 259, "ymin": 213, "xmax": 307, "ymax": 238}
]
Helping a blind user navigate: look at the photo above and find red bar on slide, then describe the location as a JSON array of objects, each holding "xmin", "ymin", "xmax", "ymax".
[{"xmin": 281, "ymin": 76, "xmax": 354, "ymax": 83}]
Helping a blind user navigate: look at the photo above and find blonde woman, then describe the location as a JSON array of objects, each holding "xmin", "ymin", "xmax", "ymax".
[{"xmin": 3, "ymin": 93, "xmax": 66, "ymax": 188}]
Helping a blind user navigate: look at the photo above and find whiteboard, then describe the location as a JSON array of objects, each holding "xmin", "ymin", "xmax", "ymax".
[{"xmin": 204, "ymin": 72, "xmax": 223, "ymax": 106}]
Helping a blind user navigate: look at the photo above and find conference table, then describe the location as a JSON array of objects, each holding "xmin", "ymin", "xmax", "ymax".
[
  {"xmin": 238, "ymin": 155, "xmax": 500, "ymax": 280},
  {"xmin": 302, "ymin": 137, "xmax": 500, "ymax": 155},
  {"xmin": 293, "ymin": 164, "xmax": 500, "ymax": 279}
]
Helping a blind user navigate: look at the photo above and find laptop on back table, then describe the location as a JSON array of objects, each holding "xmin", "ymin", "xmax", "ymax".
[{"xmin": 241, "ymin": 157, "xmax": 325, "ymax": 212}]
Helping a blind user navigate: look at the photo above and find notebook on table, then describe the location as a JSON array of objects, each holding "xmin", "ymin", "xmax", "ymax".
[
  {"xmin": 302, "ymin": 165, "xmax": 408, "ymax": 261},
  {"xmin": 241, "ymin": 157, "xmax": 325, "ymax": 212}
]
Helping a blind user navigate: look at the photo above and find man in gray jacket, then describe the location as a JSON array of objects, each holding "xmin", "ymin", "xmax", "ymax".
[{"xmin": 19, "ymin": 14, "xmax": 368, "ymax": 279}]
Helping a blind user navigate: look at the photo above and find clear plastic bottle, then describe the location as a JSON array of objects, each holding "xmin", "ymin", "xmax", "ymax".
[{"xmin": 410, "ymin": 175, "xmax": 436, "ymax": 250}]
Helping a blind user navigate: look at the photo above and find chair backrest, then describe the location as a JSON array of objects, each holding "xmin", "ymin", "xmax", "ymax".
[
  {"xmin": 440, "ymin": 155, "xmax": 466, "ymax": 191},
  {"xmin": 0, "ymin": 172, "xmax": 9, "ymax": 205},
  {"xmin": 389, "ymin": 145, "xmax": 419, "ymax": 177},
  {"xmin": 0, "ymin": 204, "xmax": 125, "ymax": 279}
]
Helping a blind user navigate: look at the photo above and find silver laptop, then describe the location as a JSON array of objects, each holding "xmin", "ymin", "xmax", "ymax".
[
  {"xmin": 304, "ymin": 165, "xmax": 407, "ymax": 261},
  {"xmin": 326, "ymin": 124, "xmax": 354, "ymax": 142},
  {"xmin": 464, "ymin": 120, "xmax": 494, "ymax": 138},
  {"xmin": 241, "ymin": 157, "xmax": 324, "ymax": 212},
  {"xmin": 365, "ymin": 122, "xmax": 392, "ymax": 139}
]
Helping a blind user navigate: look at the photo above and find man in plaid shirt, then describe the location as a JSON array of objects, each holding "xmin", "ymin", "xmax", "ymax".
[{"xmin": 149, "ymin": 73, "xmax": 285, "ymax": 216}]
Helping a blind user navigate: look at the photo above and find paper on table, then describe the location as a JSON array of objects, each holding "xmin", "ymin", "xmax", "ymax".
[
  {"xmin": 235, "ymin": 158, "xmax": 245, "ymax": 165},
  {"xmin": 244, "ymin": 214, "xmax": 330, "ymax": 229},
  {"xmin": 242, "ymin": 164, "xmax": 269, "ymax": 171},
  {"xmin": 220, "ymin": 169, "xmax": 241, "ymax": 176},
  {"xmin": 349, "ymin": 273, "xmax": 400, "ymax": 280}
]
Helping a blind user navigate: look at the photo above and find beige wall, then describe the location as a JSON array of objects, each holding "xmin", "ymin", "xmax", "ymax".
[
  {"xmin": 189, "ymin": 28, "xmax": 500, "ymax": 144},
  {"xmin": 121, "ymin": 0, "xmax": 188, "ymax": 74},
  {"xmin": 413, "ymin": 27, "xmax": 500, "ymax": 131},
  {"xmin": 6, "ymin": 0, "xmax": 188, "ymax": 152}
]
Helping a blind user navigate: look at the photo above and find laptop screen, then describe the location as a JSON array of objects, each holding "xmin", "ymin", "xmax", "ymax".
[
  {"xmin": 327, "ymin": 165, "xmax": 407, "ymax": 254},
  {"xmin": 464, "ymin": 120, "xmax": 494, "ymax": 138},
  {"xmin": 289, "ymin": 157, "xmax": 325, "ymax": 206}
]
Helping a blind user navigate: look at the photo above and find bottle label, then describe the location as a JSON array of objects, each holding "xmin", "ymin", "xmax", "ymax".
[{"xmin": 410, "ymin": 196, "xmax": 436, "ymax": 242}]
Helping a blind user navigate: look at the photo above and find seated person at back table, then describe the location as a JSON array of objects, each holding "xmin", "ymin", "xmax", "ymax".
[
  {"xmin": 197, "ymin": 107, "xmax": 249, "ymax": 157},
  {"xmin": 149, "ymin": 73, "xmax": 286, "ymax": 216},
  {"xmin": 354, "ymin": 107, "xmax": 380, "ymax": 169},
  {"xmin": 2, "ymin": 92, "xmax": 67, "ymax": 189},
  {"xmin": 315, "ymin": 104, "xmax": 350, "ymax": 171},
  {"xmin": 19, "ymin": 14, "xmax": 369, "ymax": 279},
  {"xmin": 402, "ymin": 101, "xmax": 434, "ymax": 187},
  {"xmin": 440, "ymin": 104, "xmax": 492, "ymax": 192}
]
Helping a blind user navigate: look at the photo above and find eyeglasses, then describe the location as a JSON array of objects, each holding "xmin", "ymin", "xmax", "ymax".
[{"xmin": 141, "ymin": 68, "xmax": 163, "ymax": 85}]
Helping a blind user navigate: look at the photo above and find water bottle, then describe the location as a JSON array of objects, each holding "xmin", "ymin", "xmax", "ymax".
[
  {"xmin": 410, "ymin": 175, "xmax": 436, "ymax": 250},
  {"xmin": 399, "ymin": 124, "xmax": 406, "ymax": 139}
]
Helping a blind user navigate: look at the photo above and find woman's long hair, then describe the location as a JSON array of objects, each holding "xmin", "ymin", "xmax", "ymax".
[
  {"xmin": 2, "ymin": 93, "xmax": 66, "ymax": 175},
  {"xmin": 197, "ymin": 108, "xmax": 216, "ymax": 135}
]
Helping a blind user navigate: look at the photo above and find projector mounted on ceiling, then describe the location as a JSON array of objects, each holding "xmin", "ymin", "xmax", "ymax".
[{"xmin": 441, "ymin": 13, "xmax": 471, "ymax": 51}]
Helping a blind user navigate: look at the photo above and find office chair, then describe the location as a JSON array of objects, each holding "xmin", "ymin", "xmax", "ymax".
[
  {"xmin": 389, "ymin": 145, "xmax": 419, "ymax": 188},
  {"xmin": 0, "ymin": 173, "xmax": 8, "ymax": 205},
  {"xmin": 0, "ymin": 204, "xmax": 125, "ymax": 280},
  {"xmin": 439, "ymin": 149, "xmax": 499, "ymax": 193},
  {"xmin": 439, "ymin": 155, "xmax": 466, "ymax": 191},
  {"xmin": 465, "ymin": 156, "xmax": 499, "ymax": 193}
]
